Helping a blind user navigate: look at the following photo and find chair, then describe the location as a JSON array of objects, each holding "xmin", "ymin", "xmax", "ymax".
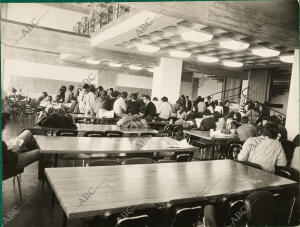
[
  {"xmin": 104, "ymin": 130, "xmax": 123, "ymax": 137},
  {"xmin": 244, "ymin": 191, "xmax": 277, "ymax": 226},
  {"xmin": 236, "ymin": 160, "xmax": 262, "ymax": 170},
  {"xmin": 176, "ymin": 154, "xmax": 191, "ymax": 162},
  {"xmin": 56, "ymin": 130, "xmax": 78, "ymax": 137},
  {"xmin": 163, "ymin": 125, "xmax": 174, "ymax": 137},
  {"xmin": 203, "ymin": 205, "xmax": 219, "ymax": 227},
  {"xmin": 85, "ymin": 159, "xmax": 120, "ymax": 167},
  {"xmin": 166, "ymin": 198, "xmax": 203, "ymax": 227},
  {"xmin": 101, "ymin": 204, "xmax": 158, "ymax": 227},
  {"xmin": 226, "ymin": 140, "xmax": 244, "ymax": 160},
  {"xmin": 275, "ymin": 165, "xmax": 299, "ymax": 182},
  {"xmin": 122, "ymin": 158, "xmax": 155, "ymax": 165},
  {"xmin": 83, "ymin": 131, "xmax": 106, "ymax": 137},
  {"xmin": 3, "ymin": 168, "xmax": 24, "ymax": 202},
  {"xmin": 173, "ymin": 125, "xmax": 184, "ymax": 140}
]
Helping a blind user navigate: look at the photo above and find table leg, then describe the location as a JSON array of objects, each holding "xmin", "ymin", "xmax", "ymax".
[
  {"xmin": 51, "ymin": 190, "xmax": 55, "ymax": 209},
  {"xmin": 211, "ymin": 140, "xmax": 216, "ymax": 160},
  {"xmin": 54, "ymin": 154, "xmax": 58, "ymax": 167},
  {"xmin": 38, "ymin": 154, "xmax": 45, "ymax": 180},
  {"xmin": 62, "ymin": 211, "xmax": 67, "ymax": 227}
]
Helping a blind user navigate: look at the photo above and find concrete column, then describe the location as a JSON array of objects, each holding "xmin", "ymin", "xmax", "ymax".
[
  {"xmin": 191, "ymin": 78, "xmax": 199, "ymax": 100},
  {"xmin": 248, "ymin": 68, "xmax": 271, "ymax": 103},
  {"xmin": 285, "ymin": 49, "xmax": 299, "ymax": 140},
  {"xmin": 151, "ymin": 57, "xmax": 183, "ymax": 104}
]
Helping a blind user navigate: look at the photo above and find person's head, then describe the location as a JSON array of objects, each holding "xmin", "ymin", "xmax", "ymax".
[
  {"xmin": 185, "ymin": 96, "xmax": 189, "ymax": 101},
  {"xmin": 247, "ymin": 102, "xmax": 255, "ymax": 110},
  {"xmin": 262, "ymin": 123, "xmax": 279, "ymax": 139},
  {"xmin": 2, "ymin": 113, "xmax": 10, "ymax": 130},
  {"xmin": 207, "ymin": 96, "xmax": 211, "ymax": 102},
  {"xmin": 89, "ymin": 85, "xmax": 96, "ymax": 93},
  {"xmin": 121, "ymin": 91, "xmax": 128, "ymax": 99},
  {"xmin": 234, "ymin": 112, "xmax": 241, "ymax": 122},
  {"xmin": 68, "ymin": 85, "xmax": 74, "ymax": 91},
  {"xmin": 98, "ymin": 86, "xmax": 104, "ymax": 92},
  {"xmin": 180, "ymin": 95, "xmax": 185, "ymax": 100},
  {"xmin": 161, "ymin": 96, "xmax": 168, "ymax": 102},
  {"xmin": 269, "ymin": 115, "xmax": 281, "ymax": 125},
  {"xmin": 130, "ymin": 93, "xmax": 137, "ymax": 101},
  {"xmin": 82, "ymin": 83, "xmax": 90, "ymax": 92},
  {"xmin": 11, "ymin": 87, "xmax": 17, "ymax": 93},
  {"xmin": 204, "ymin": 109, "xmax": 212, "ymax": 117},
  {"xmin": 107, "ymin": 88, "xmax": 114, "ymax": 95},
  {"xmin": 42, "ymin": 92, "xmax": 48, "ymax": 97},
  {"xmin": 241, "ymin": 116, "xmax": 249, "ymax": 124},
  {"xmin": 142, "ymin": 94, "xmax": 151, "ymax": 104},
  {"xmin": 111, "ymin": 91, "xmax": 118, "ymax": 98},
  {"xmin": 153, "ymin": 97, "xmax": 158, "ymax": 101},
  {"xmin": 100, "ymin": 90, "xmax": 107, "ymax": 98},
  {"xmin": 225, "ymin": 100, "xmax": 229, "ymax": 107},
  {"xmin": 61, "ymin": 86, "xmax": 67, "ymax": 93}
]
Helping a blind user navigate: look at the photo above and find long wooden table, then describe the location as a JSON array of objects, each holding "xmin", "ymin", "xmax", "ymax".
[
  {"xmin": 35, "ymin": 124, "xmax": 158, "ymax": 136},
  {"xmin": 45, "ymin": 160, "xmax": 297, "ymax": 223},
  {"xmin": 184, "ymin": 130, "xmax": 239, "ymax": 159},
  {"xmin": 34, "ymin": 136, "xmax": 196, "ymax": 154}
]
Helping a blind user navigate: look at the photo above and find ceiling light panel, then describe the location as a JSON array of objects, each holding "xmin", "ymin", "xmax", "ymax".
[{"xmin": 181, "ymin": 30, "xmax": 213, "ymax": 43}]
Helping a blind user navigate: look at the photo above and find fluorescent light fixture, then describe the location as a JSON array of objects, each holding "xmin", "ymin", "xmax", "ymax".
[
  {"xmin": 108, "ymin": 62, "xmax": 122, "ymax": 67},
  {"xmin": 219, "ymin": 40, "xmax": 250, "ymax": 50},
  {"xmin": 181, "ymin": 30, "xmax": 213, "ymax": 43},
  {"xmin": 91, "ymin": 11, "xmax": 161, "ymax": 46},
  {"xmin": 136, "ymin": 43, "xmax": 160, "ymax": 53},
  {"xmin": 197, "ymin": 55, "xmax": 219, "ymax": 63},
  {"xmin": 169, "ymin": 50, "xmax": 191, "ymax": 58},
  {"xmin": 223, "ymin": 60, "xmax": 243, "ymax": 67},
  {"xmin": 251, "ymin": 47, "xmax": 280, "ymax": 57},
  {"xmin": 279, "ymin": 55, "xmax": 294, "ymax": 63},
  {"xmin": 129, "ymin": 65, "xmax": 142, "ymax": 70},
  {"xmin": 60, "ymin": 53, "xmax": 71, "ymax": 59},
  {"xmin": 86, "ymin": 58, "xmax": 100, "ymax": 64}
]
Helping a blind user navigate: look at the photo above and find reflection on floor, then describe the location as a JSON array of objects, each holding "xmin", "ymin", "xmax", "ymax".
[{"xmin": 2, "ymin": 117, "xmax": 82, "ymax": 227}]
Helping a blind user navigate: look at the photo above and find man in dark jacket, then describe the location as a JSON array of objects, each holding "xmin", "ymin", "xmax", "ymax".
[
  {"xmin": 200, "ymin": 110, "xmax": 216, "ymax": 131},
  {"xmin": 141, "ymin": 94, "xmax": 156, "ymax": 122},
  {"xmin": 185, "ymin": 96, "xmax": 192, "ymax": 112},
  {"xmin": 126, "ymin": 93, "xmax": 141, "ymax": 115}
]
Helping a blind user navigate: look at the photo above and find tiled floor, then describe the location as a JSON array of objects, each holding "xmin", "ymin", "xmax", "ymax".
[{"xmin": 2, "ymin": 117, "xmax": 82, "ymax": 227}]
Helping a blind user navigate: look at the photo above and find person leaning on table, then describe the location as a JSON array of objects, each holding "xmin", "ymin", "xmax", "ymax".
[
  {"xmin": 238, "ymin": 123, "xmax": 287, "ymax": 173},
  {"xmin": 2, "ymin": 113, "xmax": 41, "ymax": 178}
]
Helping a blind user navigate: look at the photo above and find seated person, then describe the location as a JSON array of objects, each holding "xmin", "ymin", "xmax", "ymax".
[
  {"xmin": 126, "ymin": 93, "xmax": 140, "ymax": 115},
  {"xmin": 2, "ymin": 113, "xmax": 41, "ymax": 178},
  {"xmin": 113, "ymin": 91, "xmax": 128, "ymax": 118},
  {"xmin": 238, "ymin": 123, "xmax": 287, "ymax": 172},
  {"xmin": 200, "ymin": 110, "xmax": 215, "ymax": 131},
  {"xmin": 157, "ymin": 96, "xmax": 172, "ymax": 120},
  {"xmin": 237, "ymin": 116, "xmax": 258, "ymax": 141},
  {"xmin": 39, "ymin": 95, "xmax": 53, "ymax": 107},
  {"xmin": 36, "ymin": 92, "xmax": 48, "ymax": 105}
]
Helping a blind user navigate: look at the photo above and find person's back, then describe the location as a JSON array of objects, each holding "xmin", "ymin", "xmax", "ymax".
[
  {"xmin": 157, "ymin": 97, "xmax": 171, "ymax": 120},
  {"xmin": 113, "ymin": 96, "xmax": 127, "ymax": 115},
  {"xmin": 127, "ymin": 99, "xmax": 140, "ymax": 115},
  {"xmin": 238, "ymin": 123, "xmax": 287, "ymax": 172},
  {"xmin": 197, "ymin": 101, "xmax": 206, "ymax": 113},
  {"xmin": 237, "ymin": 116, "xmax": 258, "ymax": 141}
]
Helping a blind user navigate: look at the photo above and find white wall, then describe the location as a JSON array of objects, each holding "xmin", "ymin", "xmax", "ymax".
[
  {"xmin": 194, "ymin": 73, "xmax": 223, "ymax": 101},
  {"xmin": 116, "ymin": 73, "xmax": 152, "ymax": 89},
  {"xmin": 6, "ymin": 3, "xmax": 86, "ymax": 32},
  {"xmin": 270, "ymin": 92, "xmax": 289, "ymax": 115},
  {"xmin": 285, "ymin": 49, "xmax": 299, "ymax": 140}
]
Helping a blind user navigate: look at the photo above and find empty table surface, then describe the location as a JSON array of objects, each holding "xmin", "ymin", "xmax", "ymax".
[
  {"xmin": 34, "ymin": 136, "xmax": 197, "ymax": 154},
  {"xmin": 45, "ymin": 160, "xmax": 297, "ymax": 219},
  {"xmin": 184, "ymin": 130, "xmax": 237, "ymax": 141},
  {"xmin": 76, "ymin": 124, "xmax": 158, "ymax": 134}
]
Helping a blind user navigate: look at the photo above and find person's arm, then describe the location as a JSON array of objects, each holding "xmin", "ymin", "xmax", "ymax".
[
  {"xmin": 276, "ymin": 145, "xmax": 287, "ymax": 167},
  {"xmin": 237, "ymin": 138, "xmax": 252, "ymax": 161}
]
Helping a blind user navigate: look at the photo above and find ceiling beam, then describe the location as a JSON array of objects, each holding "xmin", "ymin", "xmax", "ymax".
[{"xmin": 127, "ymin": 1, "xmax": 298, "ymax": 48}]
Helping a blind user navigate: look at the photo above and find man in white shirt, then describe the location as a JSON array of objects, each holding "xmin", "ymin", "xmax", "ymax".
[
  {"xmin": 157, "ymin": 96, "xmax": 172, "ymax": 120},
  {"xmin": 113, "ymin": 92, "xmax": 128, "ymax": 117}
]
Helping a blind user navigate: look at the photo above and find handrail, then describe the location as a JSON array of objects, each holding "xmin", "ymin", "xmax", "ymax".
[
  {"xmin": 204, "ymin": 87, "xmax": 241, "ymax": 99},
  {"xmin": 240, "ymin": 87, "xmax": 286, "ymax": 117}
]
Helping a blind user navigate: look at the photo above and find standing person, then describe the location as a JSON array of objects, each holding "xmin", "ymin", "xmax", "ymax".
[
  {"xmin": 94, "ymin": 90, "xmax": 110, "ymax": 115},
  {"xmin": 197, "ymin": 97, "xmax": 206, "ymax": 114},
  {"xmin": 245, "ymin": 102, "xmax": 259, "ymax": 125},
  {"xmin": 152, "ymin": 97, "xmax": 160, "ymax": 113},
  {"xmin": 185, "ymin": 96, "xmax": 192, "ymax": 112},
  {"xmin": 65, "ymin": 85, "xmax": 75, "ymax": 103},
  {"xmin": 205, "ymin": 96, "xmax": 214, "ymax": 108},
  {"xmin": 223, "ymin": 100, "xmax": 230, "ymax": 115},
  {"xmin": 78, "ymin": 84, "xmax": 89, "ymax": 113},
  {"xmin": 113, "ymin": 91, "xmax": 128, "ymax": 117},
  {"xmin": 83, "ymin": 84, "xmax": 96, "ymax": 116},
  {"xmin": 157, "ymin": 96, "xmax": 172, "ymax": 120},
  {"xmin": 126, "ymin": 93, "xmax": 141, "ymax": 115},
  {"xmin": 141, "ymin": 94, "xmax": 156, "ymax": 122},
  {"xmin": 107, "ymin": 88, "xmax": 114, "ymax": 98},
  {"xmin": 214, "ymin": 101, "xmax": 223, "ymax": 115},
  {"xmin": 55, "ymin": 85, "xmax": 67, "ymax": 103}
]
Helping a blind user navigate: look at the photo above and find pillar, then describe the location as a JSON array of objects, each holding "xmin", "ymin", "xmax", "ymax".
[
  {"xmin": 248, "ymin": 68, "xmax": 271, "ymax": 103},
  {"xmin": 285, "ymin": 49, "xmax": 299, "ymax": 140},
  {"xmin": 151, "ymin": 57, "xmax": 183, "ymax": 104}
]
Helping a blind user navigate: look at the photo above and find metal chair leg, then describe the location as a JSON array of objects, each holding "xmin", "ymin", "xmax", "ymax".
[{"xmin": 16, "ymin": 175, "xmax": 23, "ymax": 202}]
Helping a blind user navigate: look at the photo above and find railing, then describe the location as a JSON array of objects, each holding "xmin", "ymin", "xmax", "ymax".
[{"xmin": 204, "ymin": 87, "xmax": 241, "ymax": 101}]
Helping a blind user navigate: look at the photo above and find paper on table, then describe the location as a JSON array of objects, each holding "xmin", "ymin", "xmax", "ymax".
[{"xmin": 162, "ymin": 139, "xmax": 192, "ymax": 148}]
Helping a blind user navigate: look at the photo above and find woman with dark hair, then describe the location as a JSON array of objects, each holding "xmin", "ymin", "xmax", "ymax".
[
  {"xmin": 55, "ymin": 85, "xmax": 67, "ymax": 103},
  {"xmin": 245, "ymin": 101, "xmax": 259, "ymax": 125},
  {"xmin": 238, "ymin": 123, "xmax": 287, "ymax": 172},
  {"xmin": 94, "ymin": 90, "xmax": 110, "ymax": 114},
  {"xmin": 256, "ymin": 103, "xmax": 269, "ymax": 124}
]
